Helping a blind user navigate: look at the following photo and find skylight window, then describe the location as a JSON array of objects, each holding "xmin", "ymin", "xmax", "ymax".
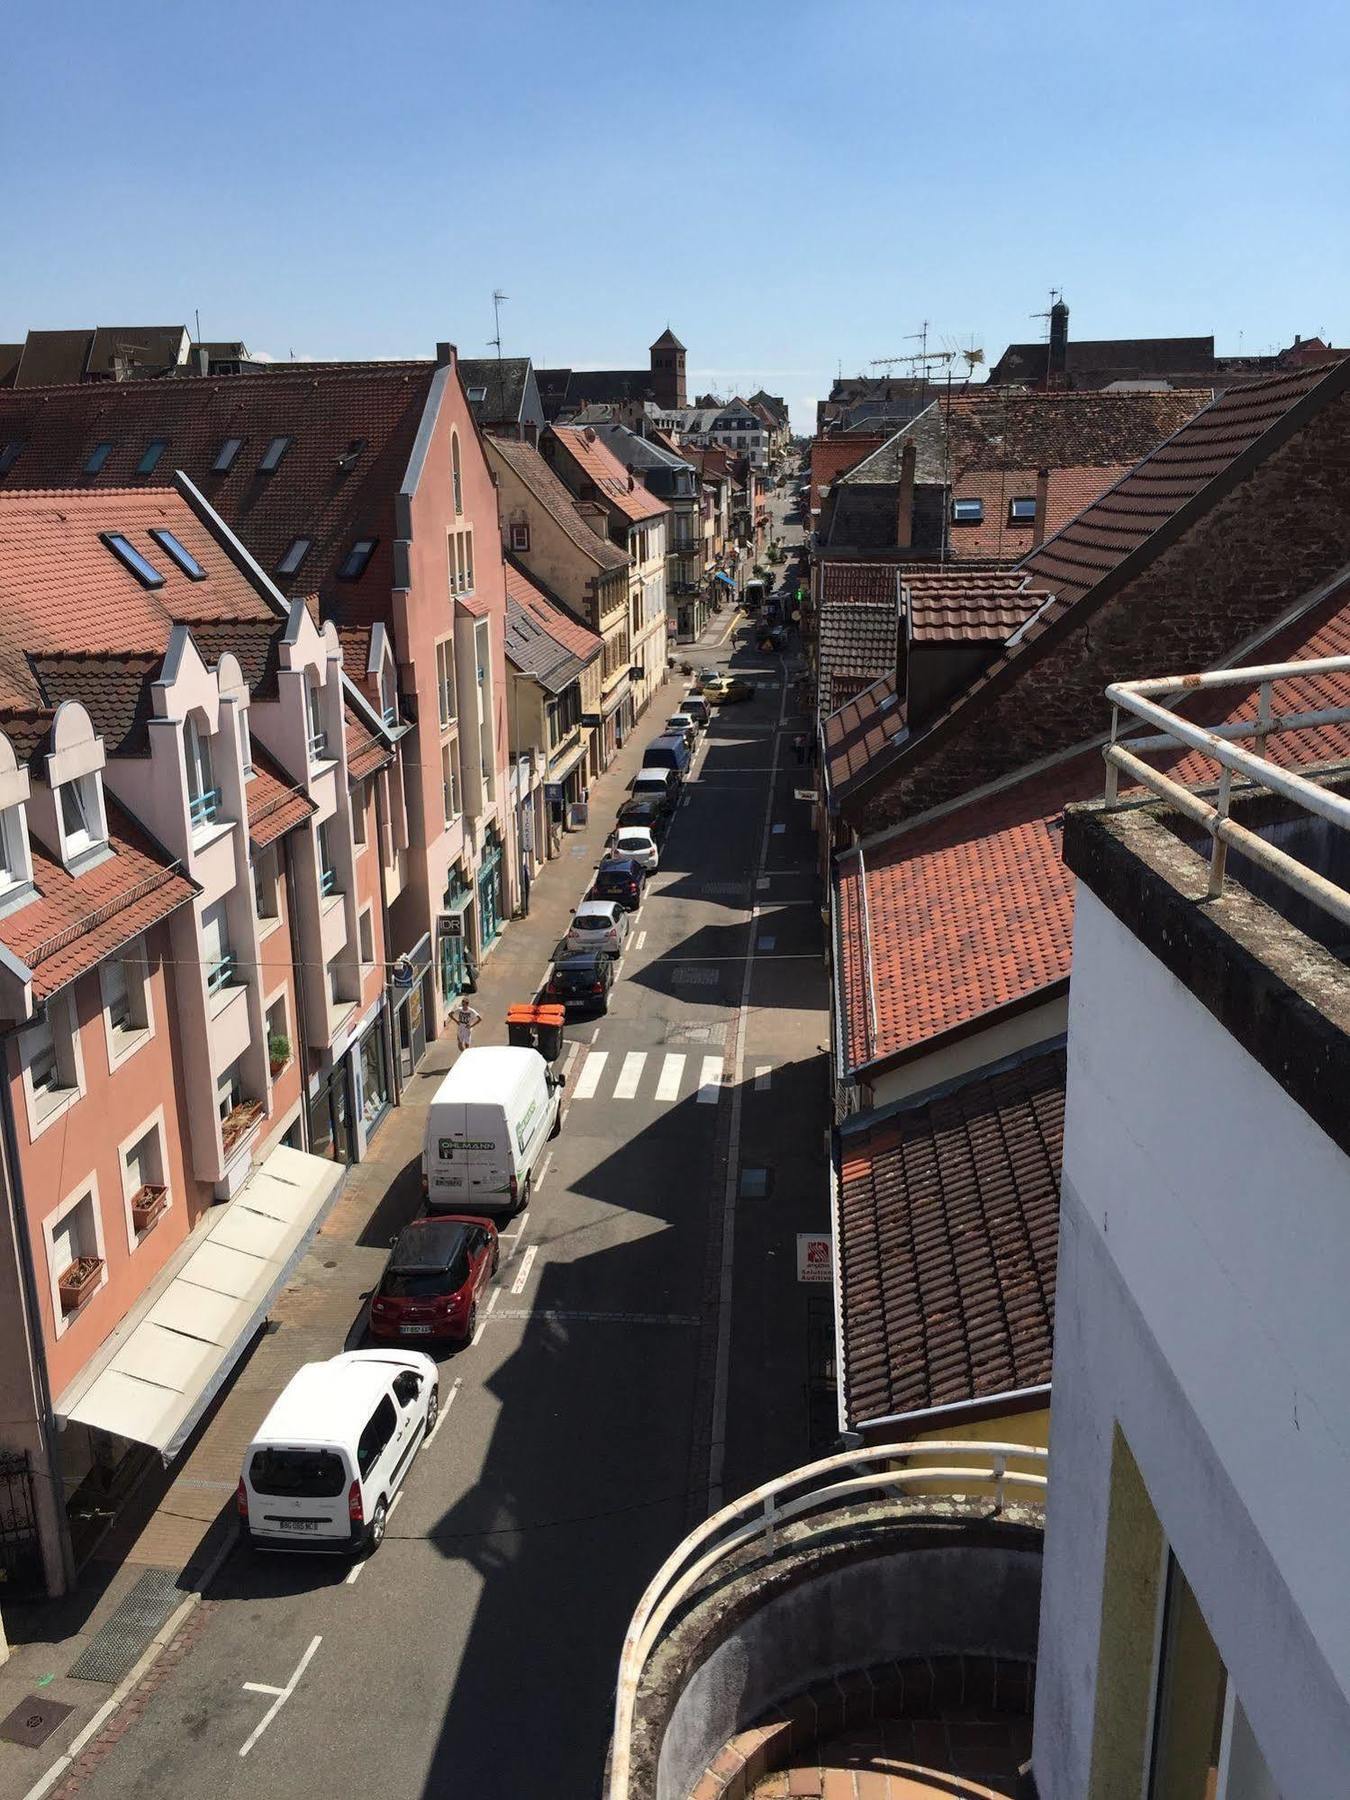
[
  {"xmin": 102, "ymin": 532, "xmax": 165, "ymax": 589},
  {"xmin": 1008, "ymin": 496, "xmax": 1037, "ymax": 523},
  {"xmin": 0, "ymin": 442, "xmax": 24, "ymax": 474},
  {"xmin": 213, "ymin": 436, "xmax": 244, "ymax": 473},
  {"xmin": 951, "ymin": 497, "xmax": 984, "ymax": 525},
  {"xmin": 337, "ymin": 537, "xmax": 377, "ymax": 580},
  {"xmin": 137, "ymin": 439, "xmax": 170, "ymax": 476},
  {"xmin": 259, "ymin": 436, "xmax": 291, "ymax": 473},
  {"xmin": 84, "ymin": 442, "xmax": 114, "ymax": 476},
  {"xmin": 466, "ymin": 386, "xmax": 488, "ymax": 403},
  {"xmin": 149, "ymin": 527, "xmax": 206, "ymax": 580},
  {"xmin": 277, "ymin": 537, "xmax": 311, "ymax": 576}
]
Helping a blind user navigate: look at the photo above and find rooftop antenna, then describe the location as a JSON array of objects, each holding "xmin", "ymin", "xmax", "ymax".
[
  {"xmin": 194, "ymin": 307, "xmax": 202, "ymax": 345},
  {"xmin": 1030, "ymin": 289, "xmax": 1062, "ymax": 386}
]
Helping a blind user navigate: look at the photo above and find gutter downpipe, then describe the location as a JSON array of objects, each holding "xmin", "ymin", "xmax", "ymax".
[
  {"xmin": 854, "ymin": 1381, "xmax": 1052, "ymax": 1438},
  {"xmin": 372, "ymin": 775, "xmax": 402, "ymax": 1105}
]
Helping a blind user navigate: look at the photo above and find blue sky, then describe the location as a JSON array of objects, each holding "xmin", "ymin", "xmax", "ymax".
[{"xmin": 6, "ymin": 0, "xmax": 1347, "ymax": 431}]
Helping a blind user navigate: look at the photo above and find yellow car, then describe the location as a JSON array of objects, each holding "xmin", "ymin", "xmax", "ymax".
[{"xmin": 705, "ymin": 676, "xmax": 754, "ymax": 705}]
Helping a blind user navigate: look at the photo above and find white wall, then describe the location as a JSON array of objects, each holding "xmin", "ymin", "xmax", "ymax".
[{"xmin": 1035, "ymin": 884, "xmax": 1350, "ymax": 1800}]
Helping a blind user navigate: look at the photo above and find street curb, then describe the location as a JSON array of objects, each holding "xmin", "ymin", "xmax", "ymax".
[{"xmin": 22, "ymin": 1528, "xmax": 236, "ymax": 1800}]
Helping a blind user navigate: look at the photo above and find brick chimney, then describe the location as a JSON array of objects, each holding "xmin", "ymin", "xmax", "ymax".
[
  {"xmin": 896, "ymin": 442, "xmax": 916, "ymax": 549},
  {"xmin": 1048, "ymin": 301, "xmax": 1069, "ymax": 384},
  {"xmin": 1031, "ymin": 467, "xmax": 1050, "ymax": 547}
]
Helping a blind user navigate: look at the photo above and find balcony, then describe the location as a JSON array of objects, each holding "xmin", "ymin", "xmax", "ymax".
[
  {"xmin": 608, "ymin": 1440, "xmax": 1044, "ymax": 1800},
  {"xmin": 220, "ymin": 1097, "xmax": 264, "ymax": 1158},
  {"xmin": 205, "ymin": 951, "xmax": 237, "ymax": 998},
  {"xmin": 188, "ymin": 785, "xmax": 222, "ymax": 831}
]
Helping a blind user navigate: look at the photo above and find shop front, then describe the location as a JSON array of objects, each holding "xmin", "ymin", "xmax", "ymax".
[
  {"xmin": 309, "ymin": 1058, "xmax": 356, "ymax": 1165},
  {"xmin": 439, "ymin": 866, "xmax": 473, "ymax": 1003},
  {"xmin": 477, "ymin": 823, "xmax": 505, "ymax": 954},
  {"xmin": 356, "ymin": 1010, "xmax": 392, "ymax": 1146},
  {"xmin": 390, "ymin": 931, "xmax": 433, "ymax": 1089}
]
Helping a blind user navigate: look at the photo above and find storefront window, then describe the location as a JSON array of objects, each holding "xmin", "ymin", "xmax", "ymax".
[
  {"xmin": 309, "ymin": 1064, "xmax": 354, "ymax": 1165},
  {"xmin": 359, "ymin": 1019, "xmax": 391, "ymax": 1138}
]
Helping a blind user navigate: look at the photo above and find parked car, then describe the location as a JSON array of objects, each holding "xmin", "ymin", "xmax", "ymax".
[
  {"xmin": 238, "ymin": 1350, "xmax": 438, "ymax": 1556},
  {"xmin": 543, "ymin": 950, "xmax": 616, "ymax": 1014},
  {"xmin": 630, "ymin": 769, "xmax": 679, "ymax": 812},
  {"xmin": 589, "ymin": 855, "xmax": 645, "ymax": 911},
  {"xmin": 642, "ymin": 733, "xmax": 691, "ymax": 777},
  {"xmin": 368, "ymin": 1214, "xmax": 499, "ymax": 1345},
  {"xmin": 705, "ymin": 675, "xmax": 754, "ymax": 704},
  {"xmin": 615, "ymin": 796, "xmax": 668, "ymax": 835},
  {"xmin": 423, "ymin": 1045, "xmax": 562, "ymax": 1213},
  {"xmin": 680, "ymin": 693, "xmax": 710, "ymax": 727},
  {"xmin": 666, "ymin": 713, "xmax": 698, "ymax": 748},
  {"xmin": 611, "ymin": 825, "xmax": 659, "ymax": 873},
  {"xmin": 565, "ymin": 899, "xmax": 630, "ymax": 958}
]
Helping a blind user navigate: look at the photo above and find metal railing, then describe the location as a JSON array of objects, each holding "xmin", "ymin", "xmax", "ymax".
[
  {"xmin": 188, "ymin": 785, "xmax": 221, "ymax": 829},
  {"xmin": 607, "ymin": 1439, "xmax": 1046, "ymax": 1800},
  {"xmin": 1104, "ymin": 655, "xmax": 1350, "ymax": 931}
]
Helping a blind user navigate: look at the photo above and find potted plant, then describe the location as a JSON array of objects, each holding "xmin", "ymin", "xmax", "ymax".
[
  {"xmin": 130, "ymin": 1184, "xmax": 168, "ymax": 1233},
  {"xmin": 221, "ymin": 1097, "xmax": 264, "ymax": 1153},
  {"xmin": 59, "ymin": 1256, "xmax": 102, "ymax": 1314},
  {"xmin": 268, "ymin": 1032, "xmax": 291, "ymax": 1076}
]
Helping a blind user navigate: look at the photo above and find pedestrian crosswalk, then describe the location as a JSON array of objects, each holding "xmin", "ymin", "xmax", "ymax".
[{"xmin": 568, "ymin": 1048, "xmax": 726, "ymax": 1105}]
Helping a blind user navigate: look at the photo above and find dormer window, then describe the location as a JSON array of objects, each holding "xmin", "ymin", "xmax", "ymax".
[
  {"xmin": 466, "ymin": 386, "xmax": 488, "ymax": 404},
  {"xmin": 951, "ymin": 497, "xmax": 984, "ymax": 525},
  {"xmin": 59, "ymin": 772, "xmax": 104, "ymax": 859},
  {"xmin": 259, "ymin": 436, "xmax": 291, "ymax": 473},
  {"xmin": 1008, "ymin": 496, "xmax": 1037, "ymax": 523},
  {"xmin": 380, "ymin": 667, "xmax": 398, "ymax": 728},
  {"xmin": 213, "ymin": 437, "xmax": 244, "ymax": 473},
  {"xmin": 137, "ymin": 439, "xmax": 169, "ymax": 476},
  {"xmin": 84, "ymin": 442, "xmax": 114, "ymax": 476},
  {"xmin": 0, "ymin": 804, "xmax": 27, "ymax": 895},
  {"xmin": 277, "ymin": 537, "xmax": 311, "ymax": 576},
  {"xmin": 184, "ymin": 716, "xmax": 220, "ymax": 831},
  {"xmin": 149, "ymin": 528, "xmax": 205, "ymax": 579},
  {"xmin": 337, "ymin": 537, "xmax": 377, "ymax": 581},
  {"xmin": 306, "ymin": 676, "xmax": 328, "ymax": 762}
]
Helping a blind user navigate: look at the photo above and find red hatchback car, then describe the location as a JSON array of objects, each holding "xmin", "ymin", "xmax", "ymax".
[{"xmin": 368, "ymin": 1214, "xmax": 499, "ymax": 1346}]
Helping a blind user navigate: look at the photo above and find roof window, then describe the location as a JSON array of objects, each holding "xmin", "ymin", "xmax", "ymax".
[
  {"xmin": 137, "ymin": 439, "xmax": 169, "ymax": 476},
  {"xmin": 277, "ymin": 537, "xmax": 311, "ymax": 576},
  {"xmin": 84, "ymin": 442, "xmax": 114, "ymax": 476},
  {"xmin": 149, "ymin": 527, "xmax": 206, "ymax": 580},
  {"xmin": 337, "ymin": 537, "xmax": 377, "ymax": 580},
  {"xmin": 336, "ymin": 438, "xmax": 366, "ymax": 472},
  {"xmin": 951, "ymin": 497, "xmax": 984, "ymax": 525},
  {"xmin": 1008, "ymin": 496, "xmax": 1037, "ymax": 523},
  {"xmin": 0, "ymin": 442, "xmax": 22, "ymax": 474},
  {"xmin": 102, "ymin": 532, "xmax": 165, "ymax": 588},
  {"xmin": 466, "ymin": 386, "xmax": 488, "ymax": 404},
  {"xmin": 213, "ymin": 436, "xmax": 244, "ymax": 473},
  {"xmin": 259, "ymin": 436, "xmax": 291, "ymax": 473}
]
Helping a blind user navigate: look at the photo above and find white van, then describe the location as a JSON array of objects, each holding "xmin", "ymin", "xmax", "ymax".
[
  {"xmin": 238, "ymin": 1350, "xmax": 438, "ymax": 1556},
  {"xmin": 422, "ymin": 1045, "xmax": 561, "ymax": 1214},
  {"xmin": 631, "ymin": 768, "xmax": 678, "ymax": 811}
]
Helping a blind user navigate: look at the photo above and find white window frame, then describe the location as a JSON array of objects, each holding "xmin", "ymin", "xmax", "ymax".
[
  {"xmin": 451, "ymin": 430, "xmax": 463, "ymax": 516},
  {"xmin": 58, "ymin": 771, "xmax": 107, "ymax": 863},
  {"xmin": 306, "ymin": 675, "xmax": 328, "ymax": 763},
  {"xmin": 100, "ymin": 937, "xmax": 153, "ymax": 1070},
  {"xmin": 264, "ymin": 988, "xmax": 292, "ymax": 1079},
  {"xmin": 118, "ymin": 1106, "xmax": 170, "ymax": 1252},
  {"xmin": 43, "ymin": 1174, "xmax": 107, "ymax": 1337},
  {"xmin": 202, "ymin": 899, "xmax": 237, "ymax": 1000},
  {"xmin": 253, "ymin": 846, "xmax": 281, "ymax": 935},
  {"xmin": 239, "ymin": 708, "xmax": 254, "ymax": 775},
  {"xmin": 20, "ymin": 995, "xmax": 86, "ymax": 1140},
  {"xmin": 441, "ymin": 742, "xmax": 460, "ymax": 826},
  {"xmin": 509, "ymin": 521, "xmax": 529, "ymax": 553},
  {"xmin": 317, "ymin": 818, "xmax": 341, "ymax": 901},
  {"xmin": 0, "ymin": 802, "xmax": 32, "ymax": 898},
  {"xmin": 436, "ymin": 636, "xmax": 457, "ymax": 728},
  {"xmin": 184, "ymin": 714, "xmax": 220, "ymax": 833}
]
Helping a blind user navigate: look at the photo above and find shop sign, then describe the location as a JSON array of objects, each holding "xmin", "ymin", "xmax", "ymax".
[
  {"xmin": 796, "ymin": 1233, "xmax": 833, "ymax": 1283},
  {"xmin": 581, "ymin": 713, "xmax": 602, "ymax": 728},
  {"xmin": 391, "ymin": 956, "xmax": 415, "ymax": 990},
  {"xmin": 437, "ymin": 912, "xmax": 464, "ymax": 941}
]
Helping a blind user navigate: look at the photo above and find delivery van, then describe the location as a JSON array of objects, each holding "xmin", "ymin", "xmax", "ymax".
[
  {"xmin": 422, "ymin": 1045, "xmax": 562, "ymax": 1214},
  {"xmin": 642, "ymin": 733, "xmax": 692, "ymax": 777}
]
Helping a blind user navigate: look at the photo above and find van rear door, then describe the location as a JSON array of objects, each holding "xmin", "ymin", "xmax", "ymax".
[
  {"xmin": 245, "ymin": 1444, "xmax": 352, "ymax": 1544},
  {"xmin": 457, "ymin": 1100, "xmax": 517, "ymax": 1205}
]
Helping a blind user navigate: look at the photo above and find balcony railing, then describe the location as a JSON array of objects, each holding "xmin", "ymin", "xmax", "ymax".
[
  {"xmin": 206, "ymin": 952, "xmax": 236, "ymax": 996},
  {"xmin": 1104, "ymin": 654, "xmax": 1350, "ymax": 931},
  {"xmin": 308, "ymin": 728, "xmax": 329, "ymax": 761},
  {"xmin": 188, "ymin": 786, "xmax": 221, "ymax": 829},
  {"xmin": 319, "ymin": 864, "xmax": 339, "ymax": 898},
  {"xmin": 608, "ymin": 1438, "xmax": 1046, "ymax": 1799}
]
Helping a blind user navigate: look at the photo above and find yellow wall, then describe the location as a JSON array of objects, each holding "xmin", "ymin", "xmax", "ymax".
[{"xmin": 869, "ymin": 1407, "xmax": 1051, "ymax": 1501}]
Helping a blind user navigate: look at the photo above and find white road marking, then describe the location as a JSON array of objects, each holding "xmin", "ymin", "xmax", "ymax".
[
  {"xmin": 487, "ymin": 1286, "xmax": 501, "ymax": 1315},
  {"xmin": 696, "ymin": 1055, "xmax": 724, "ymax": 1103},
  {"xmin": 656, "ymin": 1053, "xmax": 686, "ymax": 1102},
  {"xmin": 535, "ymin": 1153, "xmax": 553, "ymax": 1189},
  {"xmin": 614, "ymin": 1050, "xmax": 646, "ymax": 1099},
  {"xmin": 490, "ymin": 1308, "xmax": 698, "ymax": 1326},
  {"xmin": 754, "ymin": 1065, "xmax": 772, "ymax": 1091},
  {"xmin": 511, "ymin": 1243, "xmax": 539, "ymax": 1295},
  {"xmin": 387, "ymin": 1491, "xmax": 405, "ymax": 1518},
  {"xmin": 634, "ymin": 929, "xmax": 647, "ymax": 950},
  {"xmin": 424, "ymin": 1377, "xmax": 462, "ymax": 1448},
  {"xmin": 239, "ymin": 1635, "xmax": 322, "ymax": 1758},
  {"xmin": 242, "ymin": 1682, "xmax": 286, "ymax": 1697},
  {"xmin": 572, "ymin": 1050, "xmax": 607, "ymax": 1099}
]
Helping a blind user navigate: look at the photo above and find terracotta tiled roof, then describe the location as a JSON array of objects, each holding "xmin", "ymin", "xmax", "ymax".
[
  {"xmin": 187, "ymin": 616, "xmax": 286, "ymax": 698},
  {"xmin": 0, "ymin": 799, "xmax": 197, "ymax": 1001},
  {"xmin": 485, "ymin": 437, "xmax": 627, "ymax": 572},
  {"xmin": 246, "ymin": 746, "xmax": 315, "ymax": 850},
  {"xmin": 0, "ymin": 489, "xmax": 279, "ymax": 711},
  {"xmin": 902, "ymin": 570, "xmax": 1050, "ymax": 644},
  {"xmin": 0, "ymin": 363, "xmax": 437, "ymax": 628},
  {"xmin": 344, "ymin": 705, "xmax": 393, "ymax": 784},
  {"xmin": 837, "ymin": 1047, "xmax": 1064, "ymax": 1427},
  {"xmin": 550, "ymin": 427, "xmax": 668, "ymax": 523},
  {"xmin": 818, "ymin": 562, "xmax": 899, "ymax": 609},
  {"xmin": 823, "ymin": 673, "xmax": 907, "ymax": 800},
  {"xmin": 336, "ymin": 622, "xmax": 374, "ymax": 676}
]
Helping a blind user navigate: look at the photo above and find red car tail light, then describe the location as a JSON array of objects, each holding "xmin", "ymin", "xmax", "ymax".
[
  {"xmin": 236, "ymin": 1478, "xmax": 249, "ymax": 1520},
  {"xmin": 592, "ymin": 981, "xmax": 604, "ymax": 993},
  {"xmin": 509, "ymin": 1174, "xmax": 519, "ymax": 1206},
  {"xmin": 348, "ymin": 1480, "xmax": 364, "ymax": 1525}
]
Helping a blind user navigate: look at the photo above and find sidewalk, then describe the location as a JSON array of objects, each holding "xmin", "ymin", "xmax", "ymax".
[{"xmin": 0, "ymin": 675, "xmax": 681, "ymax": 1795}]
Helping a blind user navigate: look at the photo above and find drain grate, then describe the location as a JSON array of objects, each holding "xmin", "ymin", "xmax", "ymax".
[
  {"xmin": 0, "ymin": 1697, "xmax": 73, "ymax": 1748},
  {"xmin": 67, "ymin": 1568, "xmax": 186, "ymax": 1685}
]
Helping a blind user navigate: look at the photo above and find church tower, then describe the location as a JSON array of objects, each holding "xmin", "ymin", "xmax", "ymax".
[{"xmin": 649, "ymin": 328, "xmax": 687, "ymax": 409}]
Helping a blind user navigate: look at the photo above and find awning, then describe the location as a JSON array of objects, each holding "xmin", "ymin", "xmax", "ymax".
[
  {"xmin": 56, "ymin": 1145, "xmax": 344, "ymax": 1459},
  {"xmin": 548, "ymin": 739, "xmax": 588, "ymax": 786},
  {"xmin": 601, "ymin": 677, "xmax": 631, "ymax": 719},
  {"xmin": 712, "ymin": 571, "xmax": 736, "ymax": 589}
]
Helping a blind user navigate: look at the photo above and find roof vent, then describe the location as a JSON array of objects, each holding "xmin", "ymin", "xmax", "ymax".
[
  {"xmin": 584, "ymin": 427, "xmax": 597, "ymax": 443},
  {"xmin": 627, "ymin": 474, "xmax": 635, "ymax": 491},
  {"xmin": 337, "ymin": 437, "xmax": 367, "ymax": 472}
]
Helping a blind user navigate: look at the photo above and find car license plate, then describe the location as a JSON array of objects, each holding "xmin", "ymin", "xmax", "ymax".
[
  {"xmin": 401, "ymin": 1323, "xmax": 433, "ymax": 1335},
  {"xmin": 279, "ymin": 1519, "xmax": 319, "ymax": 1532}
]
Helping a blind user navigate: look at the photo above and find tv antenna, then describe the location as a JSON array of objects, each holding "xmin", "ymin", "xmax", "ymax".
[{"xmin": 489, "ymin": 289, "xmax": 508, "ymax": 355}]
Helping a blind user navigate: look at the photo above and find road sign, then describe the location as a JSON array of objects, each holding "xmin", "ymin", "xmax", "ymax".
[
  {"xmin": 797, "ymin": 1233, "xmax": 833, "ymax": 1283},
  {"xmin": 794, "ymin": 788, "xmax": 818, "ymax": 802}
]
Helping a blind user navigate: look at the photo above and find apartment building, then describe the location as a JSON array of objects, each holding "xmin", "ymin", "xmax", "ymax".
[
  {"xmin": 0, "ymin": 345, "xmax": 513, "ymax": 1030},
  {"xmin": 0, "ymin": 484, "xmax": 390, "ymax": 1593},
  {"xmin": 484, "ymin": 434, "xmax": 633, "ymax": 770},
  {"xmin": 585, "ymin": 424, "xmax": 706, "ymax": 642}
]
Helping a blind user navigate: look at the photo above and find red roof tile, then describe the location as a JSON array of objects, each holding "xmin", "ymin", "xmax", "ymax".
[
  {"xmin": 809, "ymin": 434, "xmax": 888, "ymax": 514},
  {"xmin": 823, "ymin": 673, "xmax": 907, "ymax": 798},
  {"xmin": 0, "ymin": 800, "xmax": 197, "ymax": 1001},
  {"xmin": 818, "ymin": 562, "xmax": 899, "ymax": 609},
  {"xmin": 837, "ymin": 1048, "xmax": 1064, "ymax": 1426},
  {"xmin": 344, "ymin": 705, "xmax": 393, "ymax": 784},
  {"xmin": 551, "ymin": 427, "xmax": 668, "ymax": 523},
  {"xmin": 246, "ymin": 746, "xmax": 315, "ymax": 850},
  {"xmin": 503, "ymin": 562, "xmax": 601, "ymax": 663},
  {"xmin": 903, "ymin": 570, "xmax": 1050, "ymax": 644}
]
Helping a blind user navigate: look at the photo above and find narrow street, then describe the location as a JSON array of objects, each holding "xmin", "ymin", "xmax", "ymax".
[{"xmin": 32, "ymin": 488, "xmax": 827, "ymax": 1800}]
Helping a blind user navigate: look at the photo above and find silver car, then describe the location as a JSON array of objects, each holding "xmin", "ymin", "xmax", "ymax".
[{"xmin": 564, "ymin": 900, "xmax": 630, "ymax": 958}]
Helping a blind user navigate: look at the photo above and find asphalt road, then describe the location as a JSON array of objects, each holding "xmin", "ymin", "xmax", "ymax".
[{"xmin": 59, "ymin": 480, "xmax": 823, "ymax": 1800}]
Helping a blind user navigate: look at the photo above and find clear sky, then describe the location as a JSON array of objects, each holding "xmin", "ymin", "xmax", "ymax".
[{"xmin": 6, "ymin": 0, "xmax": 1347, "ymax": 432}]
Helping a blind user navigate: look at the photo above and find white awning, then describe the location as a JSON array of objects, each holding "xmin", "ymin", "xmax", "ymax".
[
  {"xmin": 547, "ymin": 739, "xmax": 588, "ymax": 786},
  {"xmin": 57, "ymin": 1145, "xmax": 344, "ymax": 1459}
]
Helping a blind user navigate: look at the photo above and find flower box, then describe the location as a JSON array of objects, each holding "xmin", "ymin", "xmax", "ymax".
[
  {"xmin": 130, "ymin": 1184, "xmax": 168, "ymax": 1233},
  {"xmin": 58, "ymin": 1256, "xmax": 103, "ymax": 1314},
  {"xmin": 221, "ymin": 1098, "xmax": 264, "ymax": 1154}
]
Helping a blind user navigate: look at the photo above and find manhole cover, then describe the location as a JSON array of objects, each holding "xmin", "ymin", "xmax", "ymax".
[
  {"xmin": 672, "ymin": 967, "xmax": 720, "ymax": 987},
  {"xmin": 0, "ymin": 1696, "xmax": 73, "ymax": 1748},
  {"xmin": 664, "ymin": 1021, "xmax": 729, "ymax": 1046},
  {"xmin": 67, "ymin": 1568, "xmax": 185, "ymax": 1685},
  {"xmin": 739, "ymin": 1167, "xmax": 772, "ymax": 1199}
]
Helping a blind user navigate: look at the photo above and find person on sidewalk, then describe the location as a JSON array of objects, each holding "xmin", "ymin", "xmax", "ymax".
[
  {"xmin": 792, "ymin": 732, "xmax": 808, "ymax": 765},
  {"xmin": 451, "ymin": 998, "xmax": 483, "ymax": 1052}
]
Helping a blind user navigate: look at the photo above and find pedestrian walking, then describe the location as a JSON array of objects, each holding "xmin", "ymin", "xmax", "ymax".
[
  {"xmin": 793, "ymin": 732, "xmax": 808, "ymax": 765},
  {"xmin": 451, "ymin": 997, "xmax": 483, "ymax": 1052}
]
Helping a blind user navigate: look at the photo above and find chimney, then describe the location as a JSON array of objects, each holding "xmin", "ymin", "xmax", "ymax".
[
  {"xmin": 1048, "ymin": 301, "xmax": 1069, "ymax": 383},
  {"xmin": 436, "ymin": 342, "xmax": 453, "ymax": 368},
  {"xmin": 1031, "ymin": 467, "xmax": 1050, "ymax": 547},
  {"xmin": 196, "ymin": 346, "xmax": 209, "ymax": 376},
  {"xmin": 896, "ymin": 442, "xmax": 916, "ymax": 549}
]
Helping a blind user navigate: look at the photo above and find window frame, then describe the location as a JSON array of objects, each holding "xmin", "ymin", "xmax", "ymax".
[
  {"xmin": 118, "ymin": 1107, "xmax": 170, "ymax": 1250},
  {"xmin": 101, "ymin": 936, "xmax": 153, "ymax": 1069},
  {"xmin": 184, "ymin": 715, "xmax": 221, "ymax": 832},
  {"xmin": 148, "ymin": 527, "xmax": 207, "ymax": 579},
  {"xmin": 258, "ymin": 436, "xmax": 292, "ymax": 474},
  {"xmin": 317, "ymin": 819, "xmax": 340, "ymax": 900},
  {"xmin": 253, "ymin": 846, "xmax": 280, "ymax": 930},
  {"xmin": 435, "ymin": 637, "xmax": 457, "ymax": 729},
  {"xmin": 202, "ymin": 898, "xmax": 237, "ymax": 998},
  {"xmin": 337, "ymin": 537, "xmax": 378, "ymax": 581},
  {"xmin": 136, "ymin": 439, "xmax": 170, "ymax": 477},
  {"xmin": 58, "ymin": 771, "xmax": 106, "ymax": 862},
  {"xmin": 84, "ymin": 442, "xmax": 115, "ymax": 476},
  {"xmin": 21, "ymin": 995, "xmax": 86, "ymax": 1140},
  {"xmin": 213, "ymin": 437, "xmax": 244, "ymax": 473},
  {"xmin": 306, "ymin": 675, "xmax": 329, "ymax": 763},
  {"xmin": 451, "ymin": 431, "xmax": 463, "ymax": 517},
  {"xmin": 277, "ymin": 537, "xmax": 311, "ymax": 577},
  {"xmin": 951, "ymin": 496, "xmax": 984, "ymax": 525},
  {"xmin": 101, "ymin": 532, "xmax": 165, "ymax": 589},
  {"xmin": 509, "ymin": 521, "xmax": 530, "ymax": 553},
  {"xmin": 43, "ymin": 1175, "xmax": 107, "ymax": 1336}
]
